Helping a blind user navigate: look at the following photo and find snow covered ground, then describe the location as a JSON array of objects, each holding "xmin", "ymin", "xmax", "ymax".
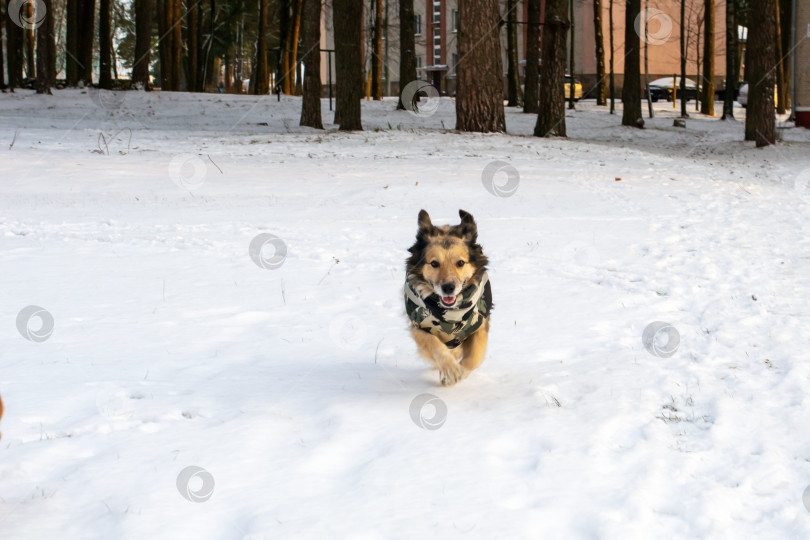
[{"xmin": 2, "ymin": 89, "xmax": 810, "ymax": 539}]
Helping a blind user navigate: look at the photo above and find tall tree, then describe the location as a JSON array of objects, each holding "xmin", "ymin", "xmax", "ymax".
[
  {"xmin": 523, "ymin": 0, "xmax": 541, "ymax": 112},
  {"xmin": 534, "ymin": 0, "xmax": 569, "ymax": 136},
  {"xmin": 700, "ymin": 0, "xmax": 715, "ymax": 115},
  {"xmin": 172, "ymin": 0, "xmax": 182, "ymax": 89},
  {"xmin": 372, "ymin": 0, "xmax": 382, "ymax": 100},
  {"xmin": 187, "ymin": 0, "xmax": 198, "ymax": 92},
  {"xmin": 679, "ymin": 0, "xmax": 688, "ymax": 117},
  {"xmin": 774, "ymin": 0, "xmax": 785, "ymax": 114},
  {"xmin": 778, "ymin": 0, "xmax": 791, "ymax": 110},
  {"xmin": 568, "ymin": 0, "xmax": 575, "ymax": 109},
  {"xmin": 397, "ymin": 0, "xmax": 417, "ymax": 109},
  {"xmin": 256, "ymin": 0, "xmax": 270, "ymax": 94},
  {"xmin": 35, "ymin": 0, "xmax": 54, "ymax": 94},
  {"xmin": 290, "ymin": 0, "xmax": 303, "ymax": 94},
  {"xmin": 608, "ymin": 0, "xmax": 615, "ymax": 113},
  {"xmin": 333, "ymin": 0, "xmax": 363, "ymax": 130},
  {"xmin": 506, "ymin": 0, "xmax": 523, "ymax": 107},
  {"xmin": 0, "ymin": 13, "xmax": 5, "ymax": 89},
  {"xmin": 721, "ymin": 0, "xmax": 737, "ymax": 119},
  {"xmin": 456, "ymin": 0, "xmax": 505, "ymax": 132},
  {"xmin": 157, "ymin": 0, "xmax": 170, "ymax": 89},
  {"xmin": 279, "ymin": 0, "xmax": 291, "ymax": 93},
  {"xmin": 6, "ymin": 11, "xmax": 22, "ymax": 89},
  {"xmin": 24, "ymin": 6, "xmax": 34, "ymax": 78},
  {"xmin": 99, "ymin": 0, "xmax": 113, "ymax": 89},
  {"xmin": 621, "ymin": 0, "xmax": 643, "ymax": 127},
  {"xmin": 79, "ymin": 0, "xmax": 96, "ymax": 84},
  {"xmin": 593, "ymin": 0, "xmax": 606, "ymax": 105},
  {"xmin": 65, "ymin": 0, "xmax": 80, "ymax": 85},
  {"xmin": 744, "ymin": 0, "xmax": 777, "ymax": 146},
  {"xmin": 300, "ymin": 0, "xmax": 323, "ymax": 128}
]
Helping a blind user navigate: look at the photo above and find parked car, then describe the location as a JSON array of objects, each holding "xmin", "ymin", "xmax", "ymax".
[
  {"xmin": 737, "ymin": 83, "xmax": 779, "ymax": 108},
  {"xmin": 647, "ymin": 77, "xmax": 700, "ymax": 102},
  {"xmin": 563, "ymin": 75, "xmax": 583, "ymax": 101}
]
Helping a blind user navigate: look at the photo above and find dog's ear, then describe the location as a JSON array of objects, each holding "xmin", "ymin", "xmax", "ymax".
[
  {"xmin": 458, "ymin": 209, "xmax": 478, "ymax": 241},
  {"xmin": 417, "ymin": 209, "xmax": 433, "ymax": 234}
]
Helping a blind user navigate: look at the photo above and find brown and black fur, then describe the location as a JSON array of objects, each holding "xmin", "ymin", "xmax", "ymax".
[{"xmin": 406, "ymin": 209, "xmax": 492, "ymax": 386}]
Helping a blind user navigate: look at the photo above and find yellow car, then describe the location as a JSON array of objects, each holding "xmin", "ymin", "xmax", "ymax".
[{"xmin": 564, "ymin": 75, "xmax": 582, "ymax": 101}]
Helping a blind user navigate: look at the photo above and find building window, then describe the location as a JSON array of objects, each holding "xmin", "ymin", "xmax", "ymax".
[
  {"xmin": 432, "ymin": 2, "xmax": 441, "ymax": 65},
  {"xmin": 414, "ymin": 14, "xmax": 421, "ymax": 36},
  {"xmin": 452, "ymin": 10, "xmax": 458, "ymax": 32}
]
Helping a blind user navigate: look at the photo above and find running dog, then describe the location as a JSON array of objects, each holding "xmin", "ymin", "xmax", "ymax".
[{"xmin": 404, "ymin": 209, "xmax": 492, "ymax": 386}]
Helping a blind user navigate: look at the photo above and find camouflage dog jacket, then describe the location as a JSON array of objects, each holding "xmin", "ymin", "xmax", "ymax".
[{"xmin": 404, "ymin": 272, "xmax": 492, "ymax": 349}]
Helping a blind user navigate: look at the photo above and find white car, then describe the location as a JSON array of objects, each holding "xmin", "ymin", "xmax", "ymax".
[{"xmin": 738, "ymin": 83, "xmax": 748, "ymax": 107}]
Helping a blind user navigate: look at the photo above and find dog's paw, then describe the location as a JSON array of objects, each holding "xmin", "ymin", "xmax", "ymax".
[{"xmin": 439, "ymin": 363, "xmax": 467, "ymax": 386}]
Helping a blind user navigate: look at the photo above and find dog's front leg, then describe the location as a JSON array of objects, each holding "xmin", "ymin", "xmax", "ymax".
[{"xmin": 410, "ymin": 327, "xmax": 465, "ymax": 386}]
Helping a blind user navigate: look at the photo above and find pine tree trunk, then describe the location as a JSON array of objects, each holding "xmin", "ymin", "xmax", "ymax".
[
  {"xmin": 745, "ymin": 0, "xmax": 777, "ymax": 146},
  {"xmin": 256, "ymin": 0, "xmax": 270, "ymax": 94},
  {"xmin": 158, "ymin": 0, "xmax": 171, "ymax": 88},
  {"xmin": 774, "ymin": 1, "xmax": 785, "ymax": 114},
  {"xmin": 680, "ymin": 0, "xmax": 688, "ymax": 117},
  {"xmin": 290, "ymin": 0, "xmax": 303, "ymax": 94},
  {"xmin": 188, "ymin": 0, "xmax": 198, "ymax": 92},
  {"xmin": 456, "ymin": 0, "xmax": 506, "ymax": 133},
  {"xmin": 506, "ymin": 0, "xmax": 523, "ymax": 107},
  {"xmin": 523, "ymin": 0, "xmax": 541, "ymax": 112},
  {"xmin": 279, "ymin": 0, "xmax": 291, "ymax": 93},
  {"xmin": 372, "ymin": 0, "xmax": 382, "ymax": 100},
  {"xmin": 6, "ymin": 14, "xmax": 21, "ymax": 89},
  {"xmin": 333, "ymin": 0, "xmax": 363, "ymax": 130},
  {"xmin": 608, "ymin": 0, "xmax": 615, "ymax": 113},
  {"xmin": 300, "ymin": 0, "xmax": 324, "ymax": 128},
  {"xmin": 36, "ymin": 0, "xmax": 53, "ymax": 94},
  {"xmin": 65, "ymin": 0, "xmax": 79, "ymax": 85},
  {"xmin": 779, "ymin": 0, "xmax": 790, "ymax": 110},
  {"xmin": 721, "ymin": 0, "xmax": 736, "ymax": 119},
  {"xmin": 700, "ymin": 0, "xmax": 715, "ymax": 115},
  {"xmin": 621, "ymin": 0, "xmax": 643, "ymax": 127},
  {"xmin": 79, "ymin": 0, "xmax": 96, "ymax": 84},
  {"xmin": 397, "ymin": 0, "xmax": 417, "ymax": 109},
  {"xmin": 0, "ymin": 16, "xmax": 5, "ymax": 88},
  {"xmin": 534, "ymin": 0, "xmax": 569, "ymax": 136},
  {"xmin": 593, "ymin": 0, "xmax": 606, "ymax": 105},
  {"xmin": 172, "ymin": 0, "xmax": 182, "ymax": 90},
  {"xmin": 99, "ymin": 0, "xmax": 112, "ymax": 89},
  {"xmin": 25, "ymin": 10, "xmax": 34, "ymax": 78},
  {"xmin": 568, "ymin": 0, "xmax": 575, "ymax": 109}
]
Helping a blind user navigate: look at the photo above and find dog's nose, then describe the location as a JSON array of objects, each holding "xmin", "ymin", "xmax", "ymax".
[{"xmin": 441, "ymin": 283, "xmax": 455, "ymax": 295}]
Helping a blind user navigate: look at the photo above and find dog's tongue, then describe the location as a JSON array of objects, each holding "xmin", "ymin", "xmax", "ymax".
[{"xmin": 442, "ymin": 295, "xmax": 456, "ymax": 305}]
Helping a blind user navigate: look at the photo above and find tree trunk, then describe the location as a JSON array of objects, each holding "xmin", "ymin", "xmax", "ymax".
[
  {"xmin": 25, "ymin": 9, "xmax": 34, "ymax": 78},
  {"xmin": 397, "ymin": 0, "xmax": 417, "ymax": 109},
  {"xmin": 568, "ymin": 0, "xmax": 575, "ymax": 109},
  {"xmin": 279, "ymin": 0, "xmax": 291, "ymax": 93},
  {"xmin": 6, "ymin": 13, "xmax": 21, "ymax": 89},
  {"xmin": 506, "ymin": 0, "xmax": 523, "ymax": 107},
  {"xmin": 66, "ymin": 0, "xmax": 81, "ymax": 84},
  {"xmin": 774, "ymin": 0, "xmax": 785, "ymax": 114},
  {"xmin": 372, "ymin": 0, "xmax": 382, "ymax": 100},
  {"xmin": 456, "ymin": 0, "xmax": 506, "ymax": 132},
  {"xmin": 36, "ymin": 0, "xmax": 53, "ymax": 94},
  {"xmin": 621, "ymin": 0, "xmax": 643, "ymax": 127},
  {"xmin": 172, "ymin": 0, "xmax": 182, "ymax": 89},
  {"xmin": 680, "ymin": 0, "xmax": 688, "ymax": 117},
  {"xmin": 158, "ymin": 0, "xmax": 171, "ymax": 88},
  {"xmin": 535, "ymin": 0, "xmax": 569, "ymax": 136},
  {"xmin": 187, "ymin": 0, "xmax": 198, "ymax": 92},
  {"xmin": 700, "ymin": 0, "xmax": 715, "ymax": 115},
  {"xmin": 79, "ymin": 0, "xmax": 96, "ymax": 84},
  {"xmin": 300, "ymin": 0, "xmax": 323, "ymax": 128},
  {"xmin": 779, "ymin": 0, "xmax": 791, "ymax": 110},
  {"xmin": 255, "ymin": 0, "xmax": 270, "ymax": 94},
  {"xmin": 745, "ymin": 0, "xmax": 777, "ymax": 146},
  {"xmin": 593, "ymin": 0, "xmax": 606, "ymax": 105},
  {"xmin": 523, "ymin": 0, "xmax": 541, "ymax": 112},
  {"xmin": 609, "ymin": 0, "xmax": 615, "ymax": 113},
  {"xmin": 99, "ymin": 0, "xmax": 112, "ymax": 89},
  {"xmin": 695, "ymin": 17, "xmax": 701, "ymax": 112},
  {"xmin": 0, "ymin": 16, "xmax": 5, "ymax": 89},
  {"xmin": 333, "ymin": 0, "xmax": 363, "ymax": 130},
  {"xmin": 721, "ymin": 0, "xmax": 736, "ymax": 119},
  {"xmin": 644, "ymin": 0, "xmax": 653, "ymax": 118},
  {"xmin": 291, "ymin": 0, "xmax": 303, "ymax": 94}
]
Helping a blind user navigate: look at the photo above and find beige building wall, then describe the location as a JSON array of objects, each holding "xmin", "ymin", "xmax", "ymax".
[{"xmin": 796, "ymin": 0, "xmax": 810, "ymax": 127}]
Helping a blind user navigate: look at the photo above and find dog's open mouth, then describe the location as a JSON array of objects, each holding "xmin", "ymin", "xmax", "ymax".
[{"xmin": 441, "ymin": 295, "xmax": 457, "ymax": 306}]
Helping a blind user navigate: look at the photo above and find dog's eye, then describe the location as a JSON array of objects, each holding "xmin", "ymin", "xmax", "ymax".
[
  {"xmin": 430, "ymin": 261, "xmax": 439, "ymax": 268},
  {"xmin": 456, "ymin": 260, "xmax": 465, "ymax": 268}
]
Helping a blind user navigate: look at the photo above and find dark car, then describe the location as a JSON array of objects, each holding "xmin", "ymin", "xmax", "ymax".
[{"xmin": 646, "ymin": 77, "xmax": 700, "ymax": 102}]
